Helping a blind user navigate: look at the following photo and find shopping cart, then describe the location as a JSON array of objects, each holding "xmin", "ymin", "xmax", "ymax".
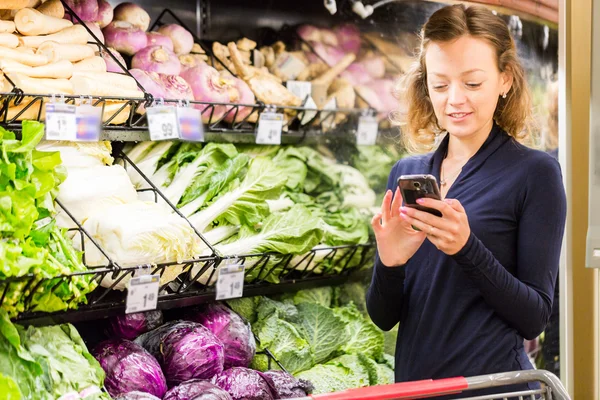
[{"xmin": 290, "ymin": 370, "xmax": 570, "ymax": 400}]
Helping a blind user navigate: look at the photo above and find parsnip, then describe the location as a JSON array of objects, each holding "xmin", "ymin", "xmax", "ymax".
[
  {"xmin": 18, "ymin": 24, "xmax": 88, "ymax": 48},
  {"xmin": 6, "ymin": 72, "xmax": 72, "ymax": 94},
  {"xmin": 104, "ymin": 101, "xmax": 132, "ymax": 125},
  {"xmin": 71, "ymin": 71, "xmax": 138, "ymax": 91},
  {"xmin": 0, "ymin": 45, "xmax": 47, "ymax": 66},
  {"xmin": 0, "ymin": 32, "xmax": 17, "ymax": 47},
  {"xmin": 0, "ymin": 0, "xmax": 29, "ymax": 9},
  {"xmin": 36, "ymin": 41, "xmax": 94, "ymax": 62},
  {"xmin": 36, "ymin": 0, "xmax": 63, "ymax": 18},
  {"xmin": 15, "ymin": 46, "xmax": 34, "ymax": 54},
  {"xmin": 0, "ymin": 20, "xmax": 15, "ymax": 33},
  {"xmin": 70, "ymin": 75, "xmax": 143, "ymax": 98},
  {"xmin": 0, "ymin": 58, "xmax": 72, "ymax": 78},
  {"xmin": 72, "ymin": 57, "xmax": 106, "ymax": 73},
  {"xmin": 15, "ymin": 7, "xmax": 72, "ymax": 36},
  {"xmin": 8, "ymin": 101, "xmax": 46, "ymax": 121}
]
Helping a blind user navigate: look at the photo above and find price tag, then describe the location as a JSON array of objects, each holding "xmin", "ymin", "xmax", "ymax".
[
  {"xmin": 216, "ymin": 260, "xmax": 245, "ymax": 300},
  {"xmin": 300, "ymin": 96, "xmax": 318, "ymax": 125},
  {"xmin": 286, "ymin": 81, "xmax": 312, "ymax": 102},
  {"xmin": 126, "ymin": 274, "xmax": 159, "ymax": 314},
  {"xmin": 256, "ymin": 112, "xmax": 283, "ymax": 145},
  {"xmin": 45, "ymin": 103, "xmax": 77, "ymax": 141},
  {"xmin": 147, "ymin": 106, "xmax": 180, "ymax": 141},
  {"xmin": 357, "ymin": 115, "xmax": 379, "ymax": 145},
  {"xmin": 75, "ymin": 104, "xmax": 102, "ymax": 141},
  {"xmin": 177, "ymin": 106, "xmax": 204, "ymax": 142}
]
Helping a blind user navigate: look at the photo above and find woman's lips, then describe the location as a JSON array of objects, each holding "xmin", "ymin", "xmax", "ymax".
[{"xmin": 447, "ymin": 112, "xmax": 472, "ymax": 122}]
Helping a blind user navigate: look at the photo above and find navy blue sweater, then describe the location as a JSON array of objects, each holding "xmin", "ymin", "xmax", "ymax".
[{"xmin": 366, "ymin": 124, "xmax": 566, "ymax": 397}]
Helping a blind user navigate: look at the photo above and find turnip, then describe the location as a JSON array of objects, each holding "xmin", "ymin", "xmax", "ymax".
[
  {"xmin": 157, "ymin": 24, "xmax": 193, "ymax": 56},
  {"xmin": 334, "ymin": 24, "xmax": 361, "ymax": 56},
  {"xmin": 63, "ymin": 0, "xmax": 99, "ymax": 22},
  {"xmin": 96, "ymin": 0, "xmax": 113, "ymax": 28},
  {"xmin": 180, "ymin": 63, "xmax": 233, "ymax": 123},
  {"xmin": 224, "ymin": 76, "xmax": 255, "ymax": 124},
  {"xmin": 113, "ymin": 2, "xmax": 150, "ymax": 31},
  {"xmin": 132, "ymin": 45, "xmax": 181, "ymax": 75},
  {"xmin": 101, "ymin": 47, "xmax": 127, "ymax": 73},
  {"xmin": 146, "ymin": 32, "xmax": 173, "ymax": 51},
  {"xmin": 103, "ymin": 20, "xmax": 147, "ymax": 56}
]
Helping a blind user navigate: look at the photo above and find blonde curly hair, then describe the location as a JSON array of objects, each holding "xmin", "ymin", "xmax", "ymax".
[{"xmin": 393, "ymin": 4, "xmax": 532, "ymax": 154}]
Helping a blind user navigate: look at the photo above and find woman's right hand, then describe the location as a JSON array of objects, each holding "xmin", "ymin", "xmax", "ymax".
[{"xmin": 371, "ymin": 187, "xmax": 426, "ymax": 267}]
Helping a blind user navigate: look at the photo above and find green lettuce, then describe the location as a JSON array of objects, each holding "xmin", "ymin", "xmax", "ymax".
[{"xmin": 334, "ymin": 304, "xmax": 385, "ymax": 361}]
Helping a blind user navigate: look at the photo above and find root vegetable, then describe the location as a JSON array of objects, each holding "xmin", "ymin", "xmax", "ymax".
[
  {"xmin": 102, "ymin": 20, "xmax": 147, "ymax": 56},
  {"xmin": 19, "ymin": 24, "xmax": 89, "ymax": 48},
  {"xmin": 0, "ymin": 0, "xmax": 29, "ymax": 9},
  {"xmin": 0, "ymin": 58, "xmax": 73, "ymax": 78},
  {"xmin": 96, "ymin": 0, "xmax": 112, "ymax": 28},
  {"xmin": 0, "ymin": 20, "xmax": 15, "ymax": 33},
  {"xmin": 157, "ymin": 24, "xmax": 193, "ymax": 56},
  {"xmin": 80, "ymin": 21, "xmax": 104, "ymax": 43},
  {"xmin": 63, "ymin": 0, "xmax": 98, "ymax": 22},
  {"xmin": 224, "ymin": 75, "xmax": 255, "ymax": 124},
  {"xmin": 131, "ymin": 45, "xmax": 180, "ymax": 75},
  {"xmin": 146, "ymin": 31, "xmax": 173, "ymax": 51},
  {"xmin": 236, "ymin": 37, "xmax": 256, "ymax": 51},
  {"xmin": 113, "ymin": 2, "xmax": 149, "ymax": 31},
  {"xmin": 36, "ymin": 0, "xmax": 64, "ymax": 18},
  {"xmin": 7, "ymin": 72, "xmax": 73, "ymax": 93},
  {"xmin": 0, "ymin": 45, "xmax": 48, "ymax": 66},
  {"xmin": 334, "ymin": 24, "xmax": 361, "ymax": 56},
  {"xmin": 0, "ymin": 33, "xmax": 17, "ymax": 47},
  {"xmin": 100, "ymin": 46, "xmax": 126, "ymax": 73},
  {"xmin": 72, "ymin": 71, "xmax": 138, "ymax": 90},
  {"xmin": 180, "ymin": 62, "xmax": 233, "ymax": 123},
  {"xmin": 70, "ymin": 74, "xmax": 143, "ymax": 97},
  {"xmin": 73, "ymin": 56, "xmax": 106, "ymax": 72},
  {"xmin": 36, "ymin": 41, "xmax": 95, "ymax": 62},
  {"xmin": 15, "ymin": 7, "xmax": 72, "ymax": 36}
]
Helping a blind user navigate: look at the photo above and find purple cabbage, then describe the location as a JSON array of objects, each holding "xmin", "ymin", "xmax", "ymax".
[
  {"xmin": 186, "ymin": 303, "xmax": 256, "ymax": 368},
  {"xmin": 163, "ymin": 379, "xmax": 232, "ymax": 400},
  {"xmin": 135, "ymin": 321, "xmax": 225, "ymax": 386},
  {"xmin": 261, "ymin": 371, "xmax": 314, "ymax": 398},
  {"xmin": 107, "ymin": 310, "xmax": 164, "ymax": 340},
  {"xmin": 93, "ymin": 339, "xmax": 167, "ymax": 398},
  {"xmin": 211, "ymin": 368, "xmax": 275, "ymax": 400},
  {"xmin": 115, "ymin": 392, "xmax": 161, "ymax": 400}
]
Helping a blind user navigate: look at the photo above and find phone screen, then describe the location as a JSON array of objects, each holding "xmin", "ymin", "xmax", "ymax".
[{"xmin": 398, "ymin": 175, "xmax": 442, "ymax": 217}]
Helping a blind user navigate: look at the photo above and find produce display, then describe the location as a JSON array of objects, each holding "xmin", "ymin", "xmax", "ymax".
[
  {"xmin": 0, "ymin": 310, "xmax": 108, "ymax": 399},
  {"xmin": 226, "ymin": 286, "xmax": 393, "ymax": 395},
  {"xmin": 0, "ymin": 122, "xmax": 95, "ymax": 317}
]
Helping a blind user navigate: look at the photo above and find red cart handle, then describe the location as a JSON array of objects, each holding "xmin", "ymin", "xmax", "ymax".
[{"xmin": 308, "ymin": 377, "xmax": 469, "ymax": 400}]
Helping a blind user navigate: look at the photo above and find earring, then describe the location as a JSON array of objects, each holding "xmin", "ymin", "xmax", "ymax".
[{"xmin": 502, "ymin": 93, "xmax": 507, "ymax": 99}]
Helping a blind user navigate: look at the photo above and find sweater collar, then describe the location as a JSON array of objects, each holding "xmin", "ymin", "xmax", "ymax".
[{"xmin": 429, "ymin": 122, "xmax": 511, "ymax": 188}]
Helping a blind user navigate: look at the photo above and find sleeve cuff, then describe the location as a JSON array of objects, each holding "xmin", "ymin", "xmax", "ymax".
[
  {"xmin": 451, "ymin": 232, "xmax": 483, "ymax": 270},
  {"xmin": 374, "ymin": 256, "xmax": 407, "ymax": 280}
]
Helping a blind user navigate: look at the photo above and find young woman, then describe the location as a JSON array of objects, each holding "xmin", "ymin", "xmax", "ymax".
[{"xmin": 366, "ymin": 4, "xmax": 567, "ymax": 397}]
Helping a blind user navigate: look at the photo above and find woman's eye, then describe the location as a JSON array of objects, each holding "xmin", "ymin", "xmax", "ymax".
[
  {"xmin": 432, "ymin": 85, "xmax": 447, "ymax": 90},
  {"xmin": 466, "ymin": 83, "xmax": 482, "ymax": 88}
]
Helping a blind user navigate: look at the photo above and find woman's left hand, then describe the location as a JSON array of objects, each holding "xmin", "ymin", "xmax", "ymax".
[{"xmin": 399, "ymin": 198, "xmax": 471, "ymax": 255}]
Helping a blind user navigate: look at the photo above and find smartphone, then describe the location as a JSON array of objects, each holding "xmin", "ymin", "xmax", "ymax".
[{"xmin": 398, "ymin": 174, "xmax": 442, "ymax": 217}]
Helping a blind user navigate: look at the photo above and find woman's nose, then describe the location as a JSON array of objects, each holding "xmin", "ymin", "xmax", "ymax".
[{"xmin": 448, "ymin": 84, "xmax": 467, "ymax": 105}]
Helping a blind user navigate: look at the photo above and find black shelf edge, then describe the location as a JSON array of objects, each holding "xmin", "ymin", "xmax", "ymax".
[{"xmin": 15, "ymin": 275, "xmax": 350, "ymax": 327}]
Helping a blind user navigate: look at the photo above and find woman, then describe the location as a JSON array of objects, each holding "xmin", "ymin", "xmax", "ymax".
[{"xmin": 366, "ymin": 4, "xmax": 566, "ymax": 397}]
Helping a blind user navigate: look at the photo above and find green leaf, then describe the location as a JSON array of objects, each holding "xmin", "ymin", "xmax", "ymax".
[
  {"xmin": 294, "ymin": 364, "xmax": 362, "ymax": 395},
  {"xmin": 0, "ymin": 373, "xmax": 22, "ymax": 400},
  {"xmin": 334, "ymin": 304, "xmax": 385, "ymax": 361},
  {"xmin": 254, "ymin": 313, "xmax": 314, "ymax": 374},
  {"xmin": 295, "ymin": 302, "xmax": 349, "ymax": 364},
  {"xmin": 256, "ymin": 297, "xmax": 299, "ymax": 323},
  {"xmin": 226, "ymin": 297, "xmax": 259, "ymax": 324},
  {"xmin": 292, "ymin": 287, "xmax": 334, "ymax": 308},
  {"xmin": 272, "ymin": 147, "xmax": 308, "ymax": 192},
  {"xmin": 0, "ymin": 310, "xmax": 20, "ymax": 348}
]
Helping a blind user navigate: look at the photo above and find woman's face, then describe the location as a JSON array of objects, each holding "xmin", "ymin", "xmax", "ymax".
[{"xmin": 425, "ymin": 35, "xmax": 512, "ymax": 141}]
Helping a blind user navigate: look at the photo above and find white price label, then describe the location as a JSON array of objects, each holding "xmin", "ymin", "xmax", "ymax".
[
  {"xmin": 74, "ymin": 104, "xmax": 102, "ymax": 142},
  {"xmin": 177, "ymin": 107, "xmax": 204, "ymax": 142},
  {"xmin": 45, "ymin": 103, "xmax": 77, "ymax": 141},
  {"xmin": 126, "ymin": 274, "xmax": 159, "ymax": 314},
  {"xmin": 256, "ymin": 112, "xmax": 283, "ymax": 145},
  {"xmin": 286, "ymin": 81, "xmax": 312, "ymax": 102},
  {"xmin": 357, "ymin": 115, "xmax": 379, "ymax": 145},
  {"xmin": 300, "ymin": 96, "xmax": 318, "ymax": 126},
  {"xmin": 147, "ymin": 106, "xmax": 180, "ymax": 141},
  {"xmin": 216, "ymin": 260, "xmax": 245, "ymax": 300}
]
